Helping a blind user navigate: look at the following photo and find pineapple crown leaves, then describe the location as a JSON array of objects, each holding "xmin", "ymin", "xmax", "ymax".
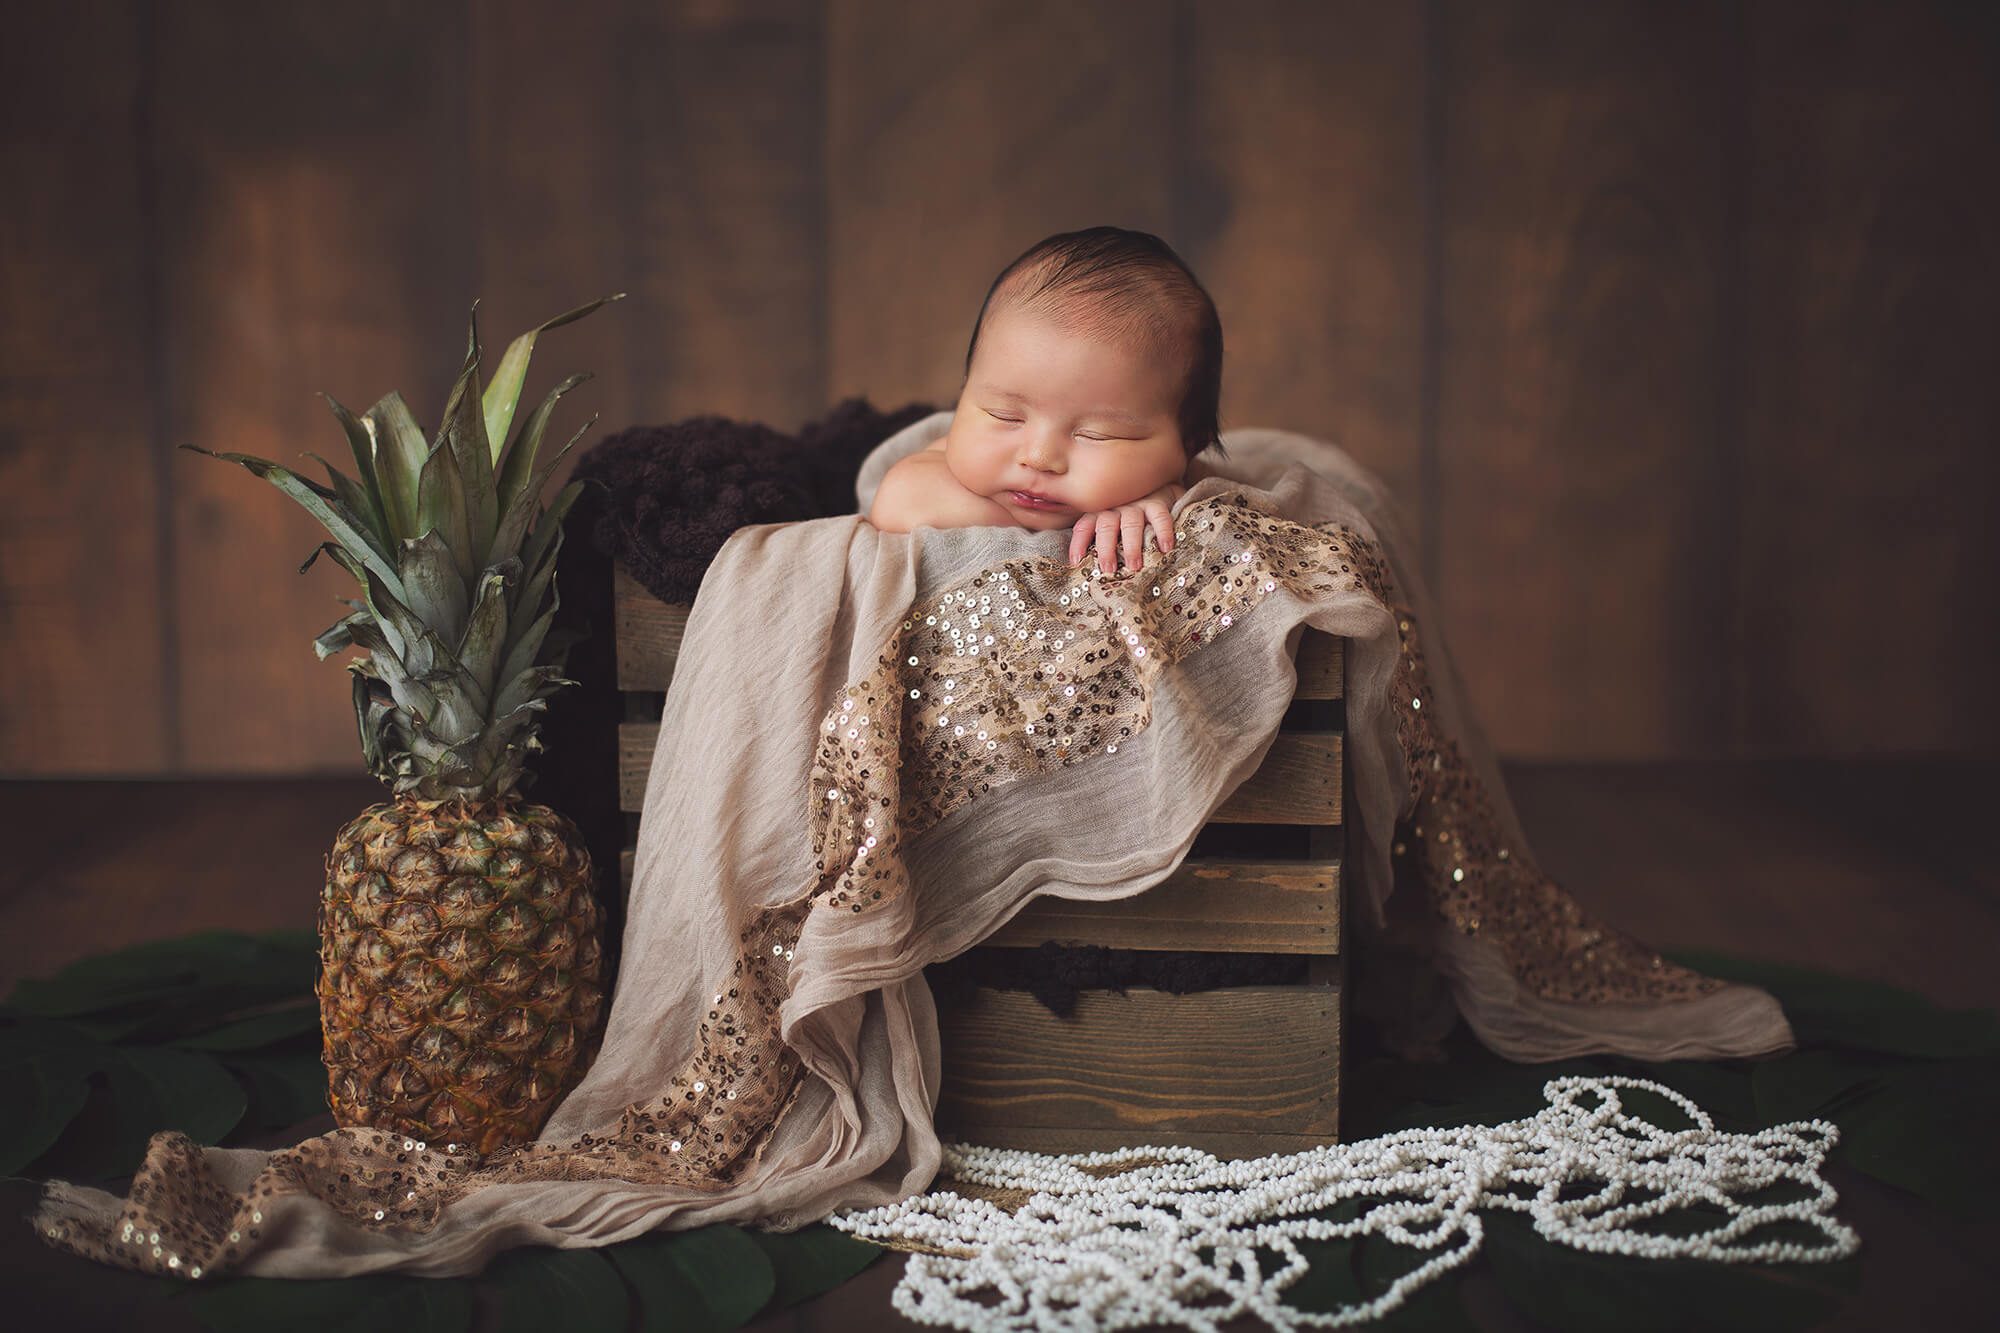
[{"xmin": 184, "ymin": 292, "xmax": 625, "ymax": 798}]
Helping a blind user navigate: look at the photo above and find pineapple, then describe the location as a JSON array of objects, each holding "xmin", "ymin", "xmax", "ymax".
[{"xmin": 184, "ymin": 294, "xmax": 624, "ymax": 1152}]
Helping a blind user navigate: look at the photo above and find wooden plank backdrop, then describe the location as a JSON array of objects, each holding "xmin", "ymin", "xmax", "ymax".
[{"xmin": 3, "ymin": 0, "xmax": 1994, "ymax": 776}]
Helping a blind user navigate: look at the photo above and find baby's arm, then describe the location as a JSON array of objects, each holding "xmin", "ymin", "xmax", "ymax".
[{"xmin": 867, "ymin": 451, "xmax": 1018, "ymax": 532}]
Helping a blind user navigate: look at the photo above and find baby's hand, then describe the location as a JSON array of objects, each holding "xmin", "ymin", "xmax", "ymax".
[{"xmin": 1068, "ymin": 481, "xmax": 1188, "ymax": 576}]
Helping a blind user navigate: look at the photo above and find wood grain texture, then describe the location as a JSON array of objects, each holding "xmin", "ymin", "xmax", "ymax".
[
  {"xmin": 156, "ymin": 0, "xmax": 477, "ymax": 771},
  {"xmin": 979, "ymin": 856, "xmax": 1341, "ymax": 953},
  {"xmin": 825, "ymin": 0, "xmax": 1179, "ymax": 406},
  {"xmin": 618, "ymin": 846, "xmax": 1342, "ymax": 953},
  {"xmin": 1183, "ymin": 0, "xmax": 1428, "ymax": 510},
  {"xmin": 8, "ymin": 1, "xmax": 1994, "ymax": 774},
  {"xmin": 619, "ymin": 718, "xmax": 1339, "ymax": 821},
  {"xmin": 612, "ymin": 566, "xmax": 690, "ymax": 691},
  {"xmin": 1433, "ymin": 0, "xmax": 1737, "ymax": 760},
  {"xmin": 0, "ymin": 1, "xmax": 169, "ymax": 771},
  {"xmin": 471, "ymin": 0, "xmax": 826, "ymax": 432},
  {"xmin": 1735, "ymin": 0, "xmax": 2000, "ymax": 753},
  {"xmin": 932, "ymin": 982, "xmax": 1341, "ymax": 1153}
]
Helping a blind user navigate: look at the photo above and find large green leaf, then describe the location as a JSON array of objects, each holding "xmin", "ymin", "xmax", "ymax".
[
  {"xmin": 180, "ymin": 1273, "xmax": 474, "ymax": 1333},
  {"xmin": 1595, "ymin": 1055, "xmax": 1762, "ymax": 1131},
  {"xmin": 0, "ymin": 1015, "xmax": 99, "ymax": 1174},
  {"xmin": 1749, "ymin": 1047, "xmax": 1914, "ymax": 1125},
  {"xmin": 1482, "ymin": 1205, "xmax": 1856, "ymax": 1333},
  {"xmin": 1346, "ymin": 1225, "xmax": 1483, "ymax": 1331},
  {"xmin": 6, "ymin": 930, "xmax": 315, "ymax": 1023},
  {"xmin": 0, "ymin": 1060, "xmax": 94, "ymax": 1176},
  {"xmin": 483, "ymin": 1244, "xmax": 630, "ymax": 1333},
  {"xmin": 31, "ymin": 1042, "xmax": 248, "ymax": 1181},
  {"xmin": 1169, "ymin": 1198, "xmax": 1477, "ymax": 1333},
  {"xmin": 1260, "ymin": 1199, "xmax": 1373, "ymax": 1322},
  {"xmin": 1662, "ymin": 949, "xmax": 2000, "ymax": 1059},
  {"xmin": 222, "ymin": 1047, "xmax": 330, "ymax": 1135},
  {"xmin": 179, "ymin": 444, "xmax": 403, "ymax": 596},
  {"xmin": 483, "ymin": 293, "xmax": 623, "ymax": 473},
  {"xmin": 1825, "ymin": 1053, "xmax": 2000, "ymax": 1220},
  {"xmin": 170, "ymin": 1002, "xmax": 320, "ymax": 1053},
  {"xmin": 605, "ymin": 1223, "xmax": 778, "ymax": 1332},
  {"xmin": 742, "ymin": 1223, "xmax": 884, "ymax": 1311}
]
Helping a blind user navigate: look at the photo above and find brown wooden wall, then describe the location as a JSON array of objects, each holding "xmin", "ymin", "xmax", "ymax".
[{"xmin": 3, "ymin": 0, "xmax": 1994, "ymax": 776}]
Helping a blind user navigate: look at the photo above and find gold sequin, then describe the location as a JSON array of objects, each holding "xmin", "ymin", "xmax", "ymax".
[
  {"xmin": 1340, "ymin": 537, "xmax": 1727, "ymax": 1006},
  {"xmin": 33, "ymin": 492, "xmax": 1722, "ymax": 1281}
]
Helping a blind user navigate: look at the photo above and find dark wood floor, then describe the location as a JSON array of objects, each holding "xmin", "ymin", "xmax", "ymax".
[{"xmin": 3, "ymin": 760, "xmax": 1996, "ymax": 1329}]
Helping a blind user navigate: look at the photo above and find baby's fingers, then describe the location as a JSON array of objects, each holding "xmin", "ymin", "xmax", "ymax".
[
  {"xmin": 1119, "ymin": 507, "xmax": 1148, "ymax": 572},
  {"xmin": 1069, "ymin": 515, "xmax": 1096, "ymax": 566},
  {"xmin": 1146, "ymin": 500, "xmax": 1176, "ymax": 557},
  {"xmin": 1096, "ymin": 512, "xmax": 1123, "ymax": 574}
]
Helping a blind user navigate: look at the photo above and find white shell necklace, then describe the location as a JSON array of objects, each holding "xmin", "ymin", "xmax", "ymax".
[{"xmin": 825, "ymin": 1074, "xmax": 1860, "ymax": 1330}]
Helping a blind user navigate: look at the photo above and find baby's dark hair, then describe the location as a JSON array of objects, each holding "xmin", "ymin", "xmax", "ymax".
[{"xmin": 962, "ymin": 225, "xmax": 1227, "ymax": 462}]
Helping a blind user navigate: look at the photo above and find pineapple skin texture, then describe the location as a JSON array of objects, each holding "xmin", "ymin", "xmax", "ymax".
[{"xmin": 316, "ymin": 796, "xmax": 607, "ymax": 1154}]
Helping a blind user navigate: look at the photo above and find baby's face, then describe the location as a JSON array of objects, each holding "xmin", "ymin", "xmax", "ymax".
[{"xmin": 943, "ymin": 303, "xmax": 1191, "ymax": 532}]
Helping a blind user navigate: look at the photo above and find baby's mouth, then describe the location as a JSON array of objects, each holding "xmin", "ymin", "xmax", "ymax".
[{"xmin": 1007, "ymin": 490, "xmax": 1067, "ymax": 511}]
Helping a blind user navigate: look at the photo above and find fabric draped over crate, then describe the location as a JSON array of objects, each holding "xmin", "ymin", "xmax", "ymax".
[{"xmin": 30, "ymin": 413, "xmax": 1793, "ymax": 1280}]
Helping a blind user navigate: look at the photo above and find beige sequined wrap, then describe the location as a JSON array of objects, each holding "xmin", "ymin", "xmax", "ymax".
[{"xmin": 29, "ymin": 412, "xmax": 1793, "ymax": 1280}]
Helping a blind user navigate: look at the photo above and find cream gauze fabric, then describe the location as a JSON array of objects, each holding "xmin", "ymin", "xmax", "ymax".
[{"xmin": 30, "ymin": 413, "xmax": 1794, "ymax": 1280}]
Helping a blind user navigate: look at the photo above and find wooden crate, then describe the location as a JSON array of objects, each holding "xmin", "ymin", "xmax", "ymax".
[{"xmin": 612, "ymin": 560, "xmax": 1347, "ymax": 1158}]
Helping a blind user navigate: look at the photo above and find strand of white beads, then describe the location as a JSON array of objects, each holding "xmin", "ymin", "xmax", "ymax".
[{"xmin": 824, "ymin": 1075, "xmax": 1860, "ymax": 1332}]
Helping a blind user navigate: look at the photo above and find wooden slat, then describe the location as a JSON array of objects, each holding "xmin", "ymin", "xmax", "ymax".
[
  {"xmin": 0, "ymin": 2, "xmax": 167, "ymax": 771},
  {"xmin": 159, "ymin": 2, "xmax": 473, "ymax": 772},
  {"xmin": 620, "ymin": 849, "xmax": 1340, "ymax": 955},
  {"xmin": 621, "ymin": 721, "xmax": 1339, "ymax": 823},
  {"xmin": 477, "ymin": 0, "xmax": 825, "ymax": 435},
  {"xmin": 1211, "ymin": 732, "xmax": 1342, "ymax": 824},
  {"xmin": 976, "ymin": 858, "xmax": 1339, "ymax": 954},
  {"xmin": 826, "ymin": 0, "xmax": 1176, "ymax": 407},
  {"xmin": 1434, "ymin": 0, "xmax": 1734, "ymax": 757},
  {"xmin": 614, "ymin": 578, "xmax": 1343, "ymax": 700},
  {"xmin": 613, "ymin": 567, "xmax": 691, "ymax": 691},
  {"xmin": 933, "ymin": 1122, "xmax": 1344, "ymax": 1159},
  {"xmin": 1184, "ymin": 0, "xmax": 1427, "ymax": 512},
  {"xmin": 1737, "ymin": 1, "xmax": 2000, "ymax": 753},
  {"xmin": 933, "ymin": 983, "xmax": 1341, "ymax": 1154},
  {"xmin": 1293, "ymin": 631, "xmax": 1343, "ymax": 700}
]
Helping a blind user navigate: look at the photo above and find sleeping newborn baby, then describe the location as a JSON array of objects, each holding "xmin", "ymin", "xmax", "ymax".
[{"xmin": 867, "ymin": 225, "xmax": 1228, "ymax": 576}]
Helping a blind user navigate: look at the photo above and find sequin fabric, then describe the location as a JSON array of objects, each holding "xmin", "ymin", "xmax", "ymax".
[
  {"xmin": 1337, "ymin": 538, "xmax": 1728, "ymax": 1006},
  {"xmin": 35, "ymin": 491, "xmax": 1717, "ymax": 1280}
]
